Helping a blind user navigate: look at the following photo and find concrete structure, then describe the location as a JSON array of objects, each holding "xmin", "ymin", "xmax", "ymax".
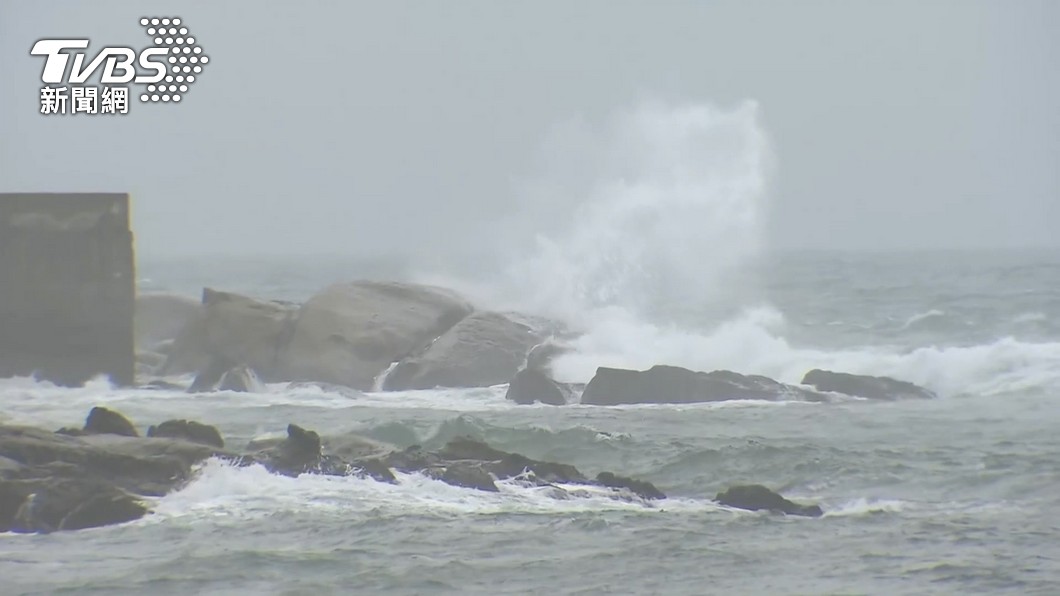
[{"xmin": 0, "ymin": 193, "xmax": 135, "ymax": 386}]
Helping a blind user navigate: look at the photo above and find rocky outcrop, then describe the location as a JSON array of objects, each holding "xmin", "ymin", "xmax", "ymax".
[
  {"xmin": 581, "ymin": 365, "xmax": 827, "ymax": 405},
  {"xmin": 0, "ymin": 419, "xmax": 232, "ymax": 533},
  {"xmin": 147, "ymin": 420, "xmax": 224, "ymax": 448},
  {"xmin": 278, "ymin": 281, "xmax": 473, "ymax": 390},
  {"xmin": 163, "ymin": 288, "xmax": 297, "ymax": 380},
  {"xmin": 715, "ymin": 485, "xmax": 823, "ymax": 517},
  {"xmin": 801, "ymin": 369, "xmax": 936, "ymax": 400},
  {"xmin": 1, "ymin": 409, "xmax": 684, "ymax": 534},
  {"xmin": 505, "ymin": 367, "xmax": 572, "ymax": 405},
  {"xmin": 382, "ymin": 311, "xmax": 544, "ymax": 391}
]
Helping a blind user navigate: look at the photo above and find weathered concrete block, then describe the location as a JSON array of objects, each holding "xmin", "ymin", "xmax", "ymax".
[{"xmin": 0, "ymin": 193, "xmax": 135, "ymax": 386}]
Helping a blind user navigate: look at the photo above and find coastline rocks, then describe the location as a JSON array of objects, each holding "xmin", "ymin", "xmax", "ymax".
[
  {"xmin": 715, "ymin": 485, "xmax": 823, "ymax": 517},
  {"xmin": 505, "ymin": 368, "xmax": 571, "ymax": 405},
  {"xmin": 382, "ymin": 311, "xmax": 543, "ymax": 391},
  {"xmin": 163, "ymin": 288, "xmax": 297, "ymax": 380},
  {"xmin": 0, "ymin": 418, "xmax": 232, "ymax": 533},
  {"xmin": 801, "ymin": 369, "xmax": 936, "ymax": 400},
  {"xmin": 278, "ymin": 281, "xmax": 473, "ymax": 390},
  {"xmin": 147, "ymin": 420, "xmax": 225, "ymax": 448},
  {"xmin": 581, "ymin": 365, "xmax": 826, "ymax": 405}
]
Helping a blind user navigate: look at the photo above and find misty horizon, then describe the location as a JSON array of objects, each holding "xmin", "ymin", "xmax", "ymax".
[{"xmin": 2, "ymin": 1, "xmax": 1058, "ymax": 262}]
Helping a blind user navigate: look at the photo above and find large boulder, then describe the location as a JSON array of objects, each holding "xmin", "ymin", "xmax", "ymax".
[
  {"xmin": 135, "ymin": 293, "xmax": 202, "ymax": 352},
  {"xmin": 278, "ymin": 281, "xmax": 472, "ymax": 390},
  {"xmin": 505, "ymin": 367, "xmax": 571, "ymax": 405},
  {"xmin": 581, "ymin": 365, "xmax": 826, "ymax": 405},
  {"xmin": 715, "ymin": 484, "xmax": 823, "ymax": 517},
  {"xmin": 163, "ymin": 288, "xmax": 297, "ymax": 381},
  {"xmin": 383, "ymin": 311, "xmax": 543, "ymax": 391},
  {"xmin": 801, "ymin": 369, "xmax": 936, "ymax": 400}
]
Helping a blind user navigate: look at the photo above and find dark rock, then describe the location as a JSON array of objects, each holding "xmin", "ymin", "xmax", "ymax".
[
  {"xmin": 801, "ymin": 369, "xmax": 935, "ymax": 400},
  {"xmin": 147, "ymin": 420, "xmax": 225, "ymax": 448},
  {"xmin": 1, "ymin": 423, "xmax": 225, "ymax": 499},
  {"xmin": 581, "ymin": 365, "xmax": 826, "ymax": 405},
  {"xmin": 505, "ymin": 367, "xmax": 570, "ymax": 405},
  {"xmin": 55, "ymin": 489, "xmax": 148, "ymax": 531},
  {"xmin": 596, "ymin": 472, "xmax": 666, "ymax": 500},
  {"xmin": 278, "ymin": 281, "xmax": 473, "ymax": 390},
  {"xmin": 255, "ymin": 424, "xmax": 324, "ymax": 477},
  {"xmin": 715, "ymin": 484, "xmax": 823, "ymax": 517},
  {"xmin": 3, "ymin": 476, "xmax": 146, "ymax": 533},
  {"xmin": 432, "ymin": 462, "xmax": 499, "ymax": 492},
  {"xmin": 383, "ymin": 311, "xmax": 543, "ymax": 391},
  {"xmin": 83, "ymin": 406, "xmax": 138, "ymax": 437}
]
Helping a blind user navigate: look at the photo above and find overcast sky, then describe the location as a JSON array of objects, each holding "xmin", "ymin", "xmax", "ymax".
[{"xmin": 1, "ymin": 1, "xmax": 1057, "ymax": 260}]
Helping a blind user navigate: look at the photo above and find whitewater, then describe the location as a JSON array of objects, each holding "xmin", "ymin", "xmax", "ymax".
[{"xmin": 2, "ymin": 101, "xmax": 1059, "ymax": 594}]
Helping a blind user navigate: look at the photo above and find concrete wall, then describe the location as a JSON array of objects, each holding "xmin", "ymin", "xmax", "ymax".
[{"xmin": 0, "ymin": 193, "xmax": 135, "ymax": 386}]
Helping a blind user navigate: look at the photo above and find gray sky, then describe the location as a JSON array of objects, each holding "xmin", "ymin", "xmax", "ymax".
[{"xmin": 1, "ymin": 1, "xmax": 1057, "ymax": 260}]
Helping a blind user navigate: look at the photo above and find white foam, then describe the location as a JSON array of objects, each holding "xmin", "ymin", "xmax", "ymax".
[
  {"xmin": 823, "ymin": 497, "xmax": 908, "ymax": 517},
  {"xmin": 900, "ymin": 309, "xmax": 946, "ymax": 329},
  {"xmin": 144, "ymin": 459, "xmax": 720, "ymax": 525}
]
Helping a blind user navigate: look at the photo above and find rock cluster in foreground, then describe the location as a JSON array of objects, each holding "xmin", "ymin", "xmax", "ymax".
[{"xmin": 0, "ymin": 407, "xmax": 825, "ymax": 533}]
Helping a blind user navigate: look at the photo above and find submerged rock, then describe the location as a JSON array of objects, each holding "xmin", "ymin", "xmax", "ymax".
[
  {"xmin": 278, "ymin": 281, "xmax": 473, "ymax": 390},
  {"xmin": 383, "ymin": 311, "xmax": 544, "ymax": 391},
  {"xmin": 581, "ymin": 365, "xmax": 826, "ymax": 405},
  {"xmin": 505, "ymin": 368, "xmax": 571, "ymax": 406},
  {"xmin": 715, "ymin": 484, "xmax": 823, "ymax": 517},
  {"xmin": 801, "ymin": 369, "xmax": 935, "ymax": 400}
]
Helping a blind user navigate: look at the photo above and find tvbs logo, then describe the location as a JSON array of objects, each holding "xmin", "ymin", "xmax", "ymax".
[{"xmin": 31, "ymin": 17, "xmax": 209, "ymax": 115}]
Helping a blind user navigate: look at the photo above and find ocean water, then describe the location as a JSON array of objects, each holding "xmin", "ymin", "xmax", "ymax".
[{"xmin": 3, "ymin": 103, "xmax": 1059, "ymax": 594}]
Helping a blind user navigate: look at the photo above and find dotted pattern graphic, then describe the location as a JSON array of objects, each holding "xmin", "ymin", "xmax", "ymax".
[{"xmin": 138, "ymin": 17, "xmax": 208, "ymax": 103}]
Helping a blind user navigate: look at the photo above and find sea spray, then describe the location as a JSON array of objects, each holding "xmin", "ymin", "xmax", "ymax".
[{"xmin": 410, "ymin": 101, "xmax": 1060, "ymax": 397}]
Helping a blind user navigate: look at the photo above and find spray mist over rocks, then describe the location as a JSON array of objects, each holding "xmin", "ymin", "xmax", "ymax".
[{"xmin": 412, "ymin": 100, "xmax": 1060, "ymax": 398}]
